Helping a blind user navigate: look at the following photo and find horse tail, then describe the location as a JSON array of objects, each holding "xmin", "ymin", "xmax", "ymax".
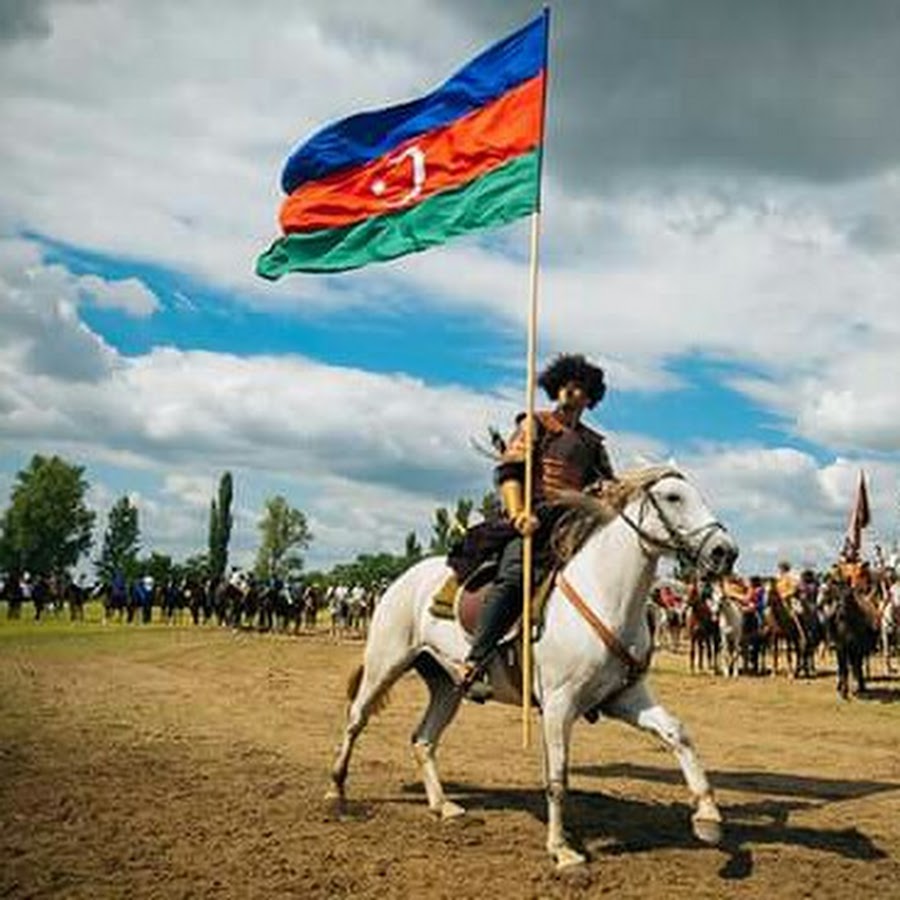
[
  {"xmin": 346, "ymin": 663, "xmax": 392, "ymax": 716},
  {"xmin": 346, "ymin": 664, "xmax": 364, "ymax": 702}
]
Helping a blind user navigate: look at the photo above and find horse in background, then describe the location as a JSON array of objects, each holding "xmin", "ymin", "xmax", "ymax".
[
  {"xmin": 715, "ymin": 577, "xmax": 752, "ymax": 677},
  {"xmin": 1, "ymin": 569, "xmax": 24, "ymax": 619},
  {"xmin": 762, "ymin": 583, "xmax": 804, "ymax": 677},
  {"xmin": 328, "ymin": 585, "xmax": 351, "ymax": 639},
  {"xmin": 62, "ymin": 576, "xmax": 89, "ymax": 622},
  {"xmin": 327, "ymin": 466, "xmax": 738, "ymax": 870},
  {"xmin": 824, "ymin": 577, "xmax": 879, "ymax": 698},
  {"xmin": 184, "ymin": 575, "xmax": 209, "ymax": 625},
  {"xmin": 301, "ymin": 583, "xmax": 324, "ymax": 630},
  {"xmin": 880, "ymin": 575, "xmax": 900, "ymax": 674},
  {"xmin": 647, "ymin": 581, "xmax": 685, "ymax": 653},
  {"xmin": 792, "ymin": 572, "xmax": 825, "ymax": 677},
  {"xmin": 216, "ymin": 570, "xmax": 253, "ymax": 628},
  {"xmin": 686, "ymin": 579, "xmax": 720, "ymax": 673}
]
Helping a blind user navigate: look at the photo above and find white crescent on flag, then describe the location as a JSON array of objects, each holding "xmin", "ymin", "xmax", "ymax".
[{"xmin": 370, "ymin": 145, "xmax": 426, "ymax": 206}]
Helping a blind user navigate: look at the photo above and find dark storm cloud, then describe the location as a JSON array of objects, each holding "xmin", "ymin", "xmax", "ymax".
[
  {"xmin": 440, "ymin": 0, "xmax": 900, "ymax": 185},
  {"xmin": 0, "ymin": 0, "xmax": 52, "ymax": 43}
]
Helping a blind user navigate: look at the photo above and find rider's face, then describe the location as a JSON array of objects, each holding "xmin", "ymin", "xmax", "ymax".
[{"xmin": 556, "ymin": 380, "xmax": 589, "ymax": 414}]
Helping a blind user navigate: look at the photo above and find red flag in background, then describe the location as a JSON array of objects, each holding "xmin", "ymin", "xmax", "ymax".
[{"xmin": 846, "ymin": 470, "xmax": 871, "ymax": 560}]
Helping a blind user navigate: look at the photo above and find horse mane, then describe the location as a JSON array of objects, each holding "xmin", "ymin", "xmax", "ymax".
[{"xmin": 551, "ymin": 465, "xmax": 682, "ymax": 564}]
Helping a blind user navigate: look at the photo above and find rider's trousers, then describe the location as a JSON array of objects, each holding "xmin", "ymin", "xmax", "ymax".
[{"xmin": 466, "ymin": 536, "xmax": 524, "ymax": 668}]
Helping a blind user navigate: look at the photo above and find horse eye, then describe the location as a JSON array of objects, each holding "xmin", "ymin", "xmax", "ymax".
[{"xmin": 665, "ymin": 492, "xmax": 681, "ymax": 504}]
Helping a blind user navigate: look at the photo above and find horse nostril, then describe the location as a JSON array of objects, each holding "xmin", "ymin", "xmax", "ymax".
[{"xmin": 709, "ymin": 541, "xmax": 738, "ymax": 573}]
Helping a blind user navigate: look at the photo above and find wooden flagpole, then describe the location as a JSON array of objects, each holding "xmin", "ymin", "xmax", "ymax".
[
  {"xmin": 521, "ymin": 5, "xmax": 550, "ymax": 750},
  {"xmin": 522, "ymin": 210, "xmax": 541, "ymax": 748}
]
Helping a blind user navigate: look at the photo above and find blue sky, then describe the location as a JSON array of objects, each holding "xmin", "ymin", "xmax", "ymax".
[
  {"xmin": 3, "ymin": 0, "xmax": 900, "ymax": 575},
  {"xmin": 41, "ymin": 235, "xmax": 787, "ymax": 452}
]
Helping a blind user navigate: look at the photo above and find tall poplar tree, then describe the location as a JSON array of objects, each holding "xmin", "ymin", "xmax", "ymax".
[{"xmin": 208, "ymin": 471, "xmax": 233, "ymax": 583}]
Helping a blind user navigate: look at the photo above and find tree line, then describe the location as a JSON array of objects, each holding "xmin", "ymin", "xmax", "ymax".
[{"xmin": 0, "ymin": 453, "xmax": 498, "ymax": 592}]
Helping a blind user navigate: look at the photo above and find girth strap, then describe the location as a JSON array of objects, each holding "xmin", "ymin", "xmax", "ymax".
[{"xmin": 558, "ymin": 575, "xmax": 650, "ymax": 684}]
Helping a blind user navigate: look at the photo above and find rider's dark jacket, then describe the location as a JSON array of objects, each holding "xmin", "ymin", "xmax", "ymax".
[
  {"xmin": 496, "ymin": 409, "xmax": 615, "ymax": 506},
  {"xmin": 448, "ymin": 410, "xmax": 614, "ymax": 583}
]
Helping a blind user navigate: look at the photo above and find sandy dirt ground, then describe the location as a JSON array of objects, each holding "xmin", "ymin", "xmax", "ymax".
[{"xmin": 1, "ymin": 623, "xmax": 898, "ymax": 899}]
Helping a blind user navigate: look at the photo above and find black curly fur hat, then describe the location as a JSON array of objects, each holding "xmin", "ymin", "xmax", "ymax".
[{"xmin": 538, "ymin": 354, "xmax": 606, "ymax": 407}]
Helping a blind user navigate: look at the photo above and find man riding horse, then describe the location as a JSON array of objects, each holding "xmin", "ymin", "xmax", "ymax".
[{"xmin": 459, "ymin": 353, "xmax": 616, "ymax": 691}]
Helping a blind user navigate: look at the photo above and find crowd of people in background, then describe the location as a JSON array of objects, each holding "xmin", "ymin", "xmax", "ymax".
[
  {"xmin": 649, "ymin": 543, "xmax": 900, "ymax": 686},
  {"xmin": 2, "ymin": 544, "xmax": 899, "ymax": 688},
  {"xmin": 0, "ymin": 565, "xmax": 381, "ymax": 640}
]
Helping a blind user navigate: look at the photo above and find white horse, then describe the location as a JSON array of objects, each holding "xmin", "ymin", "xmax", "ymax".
[
  {"xmin": 715, "ymin": 582, "xmax": 745, "ymax": 677},
  {"xmin": 880, "ymin": 584, "xmax": 900, "ymax": 674},
  {"xmin": 327, "ymin": 466, "xmax": 738, "ymax": 870}
]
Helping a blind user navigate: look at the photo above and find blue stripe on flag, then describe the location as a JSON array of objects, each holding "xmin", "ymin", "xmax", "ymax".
[{"xmin": 280, "ymin": 11, "xmax": 548, "ymax": 194}]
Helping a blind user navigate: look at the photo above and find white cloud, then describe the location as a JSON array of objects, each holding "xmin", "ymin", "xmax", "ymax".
[
  {"xmin": 0, "ymin": 244, "xmax": 515, "ymax": 551},
  {"xmin": 0, "ymin": 0, "xmax": 475, "ymax": 297},
  {"xmin": 683, "ymin": 446, "xmax": 900, "ymax": 573},
  {"xmin": 3, "ymin": 2, "xmax": 900, "ymax": 576},
  {"xmin": 77, "ymin": 274, "xmax": 160, "ymax": 317}
]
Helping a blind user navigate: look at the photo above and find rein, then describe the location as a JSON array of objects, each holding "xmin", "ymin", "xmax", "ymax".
[{"xmin": 558, "ymin": 574, "xmax": 649, "ymax": 685}]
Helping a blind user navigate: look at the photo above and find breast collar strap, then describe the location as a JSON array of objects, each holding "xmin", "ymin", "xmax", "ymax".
[{"xmin": 558, "ymin": 574, "xmax": 649, "ymax": 684}]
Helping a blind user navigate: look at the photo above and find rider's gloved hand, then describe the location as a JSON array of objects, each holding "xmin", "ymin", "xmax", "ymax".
[
  {"xmin": 499, "ymin": 479, "xmax": 538, "ymax": 536},
  {"xmin": 511, "ymin": 510, "xmax": 539, "ymax": 536}
]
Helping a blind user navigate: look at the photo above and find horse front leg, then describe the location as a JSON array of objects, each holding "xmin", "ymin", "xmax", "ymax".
[
  {"xmin": 852, "ymin": 647, "xmax": 867, "ymax": 695},
  {"xmin": 541, "ymin": 692, "xmax": 584, "ymax": 870},
  {"xmin": 605, "ymin": 681, "xmax": 722, "ymax": 845},
  {"xmin": 836, "ymin": 645, "xmax": 849, "ymax": 699}
]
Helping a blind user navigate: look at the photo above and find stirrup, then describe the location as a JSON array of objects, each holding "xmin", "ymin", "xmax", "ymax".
[
  {"xmin": 462, "ymin": 667, "xmax": 493, "ymax": 703},
  {"xmin": 455, "ymin": 660, "xmax": 480, "ymax": 689},
  {"xmin": 454, "ymin": 661, "xmax": 492, "ymax": 702}
]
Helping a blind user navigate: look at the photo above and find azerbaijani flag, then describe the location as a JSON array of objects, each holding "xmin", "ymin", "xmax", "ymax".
[{"xmin": 256, "ymin": 11, "xmax": 549, "ymax": 279}]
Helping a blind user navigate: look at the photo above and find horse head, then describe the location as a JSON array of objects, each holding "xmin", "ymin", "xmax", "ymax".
[{"xmin": 592, "ymin": 466, "xmax": 738, "ymax": 577}]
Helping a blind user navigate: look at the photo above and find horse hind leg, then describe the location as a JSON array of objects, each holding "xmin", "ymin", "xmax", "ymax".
[
  {"xmin": 327, "ymin": 646, "xmax": 416, "ymax": 806},
  {"xmin": 410, "ymin": 654, "xmax": 465, "ymax": 820},
  {"xmin": 605, "ymin": 681, "xmax": 722, "ymax": 846}
]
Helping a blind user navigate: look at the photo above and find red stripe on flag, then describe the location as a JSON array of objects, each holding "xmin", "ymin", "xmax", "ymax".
[{"xmin": 279, "ymin": 73, "xmax": 544, "ymax": 233}]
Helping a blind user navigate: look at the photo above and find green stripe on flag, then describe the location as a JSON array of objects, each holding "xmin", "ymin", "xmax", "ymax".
[{"xmin": 256, "ymin": 151, "xmax": 539, "ymax": 279}]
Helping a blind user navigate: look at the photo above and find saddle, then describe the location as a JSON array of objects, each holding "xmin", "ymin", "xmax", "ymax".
[{"xmin": 430, "ymin": 559, "xmax": 557, "ymax": 643}]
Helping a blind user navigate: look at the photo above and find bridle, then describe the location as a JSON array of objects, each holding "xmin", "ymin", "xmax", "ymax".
[
  {"xmin": 556, "ymin": 472, "xmax": 727, "ymax": 692},
  {"xmin": 618, "ymin": 473, "xmax": 727, "ymax": 571}
]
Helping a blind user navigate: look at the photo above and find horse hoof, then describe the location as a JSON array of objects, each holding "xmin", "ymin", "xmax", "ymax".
[
  {"xmin": 692, "ymin": 817, "xmax": 722, "ymax": 845},
  {"xmin": 439, "ymin": 800, "xmax": 466, "ymax": 820},
  {"xmin": 552, "ymin": 846, "xmax": 587, "ymax": 870}
]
